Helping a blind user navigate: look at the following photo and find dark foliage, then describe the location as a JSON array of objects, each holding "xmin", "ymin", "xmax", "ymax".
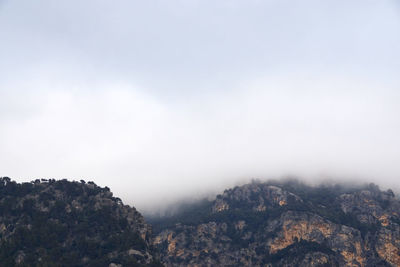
[
  {"xmin": 266, "ymin": 239, "xmax": 335, "ymax": 264},
  {"xmin": 0, "ymin": 177, "xmax": 162, "ymax": 267}
]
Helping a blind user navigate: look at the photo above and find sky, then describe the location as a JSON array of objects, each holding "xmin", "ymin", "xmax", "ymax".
[{"xmin": 1, "ymin": 0, "xmax": 400, "ymax": 211}]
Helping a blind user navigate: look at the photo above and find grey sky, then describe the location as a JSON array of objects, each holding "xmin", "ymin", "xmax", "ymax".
[{"xmin": 1, "ymin": 0, "xmax": 400, "ymax": 210}]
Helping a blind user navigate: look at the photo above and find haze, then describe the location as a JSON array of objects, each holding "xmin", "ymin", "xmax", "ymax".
[{"xmin": 1, "ymin": 0, "xmax": 400, "ymax": 211}]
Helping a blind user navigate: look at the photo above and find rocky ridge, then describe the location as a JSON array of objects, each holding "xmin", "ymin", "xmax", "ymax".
[
  {"xmin": 151, "ymin": 181, "xmax": 400, "ymax": 267},
  {"xmin": 1, "ymin": 177, "xmax": 400, "ymax": 267}
]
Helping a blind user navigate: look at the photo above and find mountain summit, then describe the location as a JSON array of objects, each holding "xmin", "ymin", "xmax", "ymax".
[{"xmin": 151, "ymin": 180, "xmax": 400, "ymax": 266}]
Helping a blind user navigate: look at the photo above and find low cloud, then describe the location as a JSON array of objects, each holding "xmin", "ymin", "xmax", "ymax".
[
  {"xmin": 1, "ymin": 73, "xmax": 400, "ymax": 210},
  {"xmin": 1, "ymin": 0, "xmax": 400, "ymax": 211}
]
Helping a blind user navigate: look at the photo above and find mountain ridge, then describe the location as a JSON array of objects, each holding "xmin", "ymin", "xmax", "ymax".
[
  {"xmin": 1, "ymin": 177, "xmax": 400, "ymax": 266},
  {"xmin": 151, "ymin": 180, "xmax": 400, "ymax": 266}
]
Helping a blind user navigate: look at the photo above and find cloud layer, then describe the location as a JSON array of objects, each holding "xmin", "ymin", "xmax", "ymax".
[{"xmin": 1, "ymin": 0, "xmax": 400, "ymax": 210}]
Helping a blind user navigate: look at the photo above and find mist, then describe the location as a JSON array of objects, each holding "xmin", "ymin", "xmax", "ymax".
[{"xmin": 1, "ymin": 0, "xmax": 400, "ymax": 211}]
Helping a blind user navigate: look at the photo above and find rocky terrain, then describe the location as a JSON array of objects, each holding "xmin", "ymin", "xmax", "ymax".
[
  {"xmin": 0, "ymin": 177, "xmax": 162, "ymax": 267},
  {"xmin": 151, "ymin": 180, "xmax": 400, "ymax": 267},
  {"xmin": 1, "ymin": 177, "xmax": 399, "ymax": 267}
]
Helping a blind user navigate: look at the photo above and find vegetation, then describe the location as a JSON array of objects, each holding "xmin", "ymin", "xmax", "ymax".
[
  {"xmin": 266, "ymin": 239, "xmax": 335, "ymax": 264},
  {"xmin": 0, "ymin": 177, "xmax": 162, "ymax": 267},
  {"xmin": 1, "ymin": 177, "xmax": 398, "ymax": 266}
]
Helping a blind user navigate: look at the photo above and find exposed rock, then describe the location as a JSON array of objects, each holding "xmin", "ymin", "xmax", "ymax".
[
  {"xmin": 152, "ymin": 180, "xmax": 400, "ymax": 266},
  {"xmin": 375, "ymin": 226, "xmax": 400, "ymax": 266}
]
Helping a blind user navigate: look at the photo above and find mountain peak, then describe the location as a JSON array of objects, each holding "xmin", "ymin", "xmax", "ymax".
[{"xmin": 152, "ymin": 180, "xmax": 400, "ymax": 266}]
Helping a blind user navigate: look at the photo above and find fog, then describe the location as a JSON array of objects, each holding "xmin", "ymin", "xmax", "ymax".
[{"xmin": 1, "ymin": 0, "xmax": 400, "ymax": 211}]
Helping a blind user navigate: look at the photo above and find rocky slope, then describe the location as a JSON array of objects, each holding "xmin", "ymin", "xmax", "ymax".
[
  {"xmin": 2, "ymin": 177, "xmax": 399, "ymax": 267},
  {"xmin": 0, "ymin": 177, "xmax": 162, "ymax": 267},
  {"xmin": 151, "ymin": 180, "xmax": 400, "ymax": 267}
]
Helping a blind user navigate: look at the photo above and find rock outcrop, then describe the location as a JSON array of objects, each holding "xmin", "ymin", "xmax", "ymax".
[{"xmin": 152, "ymin": 181, "xmax": 400, "ymax": 266}]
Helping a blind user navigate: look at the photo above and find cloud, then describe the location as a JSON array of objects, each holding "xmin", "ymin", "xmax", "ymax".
[
  {"xmin": 0, "ymin": 0, "xmax": 400, "ymax": 210},
  {"xmin": 1, "ymin": 73, "xmax": 400, "ymax": 210}
]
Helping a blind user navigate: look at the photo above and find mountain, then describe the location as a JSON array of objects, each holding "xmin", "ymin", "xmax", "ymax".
[
  {"xmin": 0, "ymin": 177, "xmax": 162, "ymax": 267},
  {"xmin": 151, "ymin": 180, "xmax": 400, "ymax": 267},
  {"xmin": 1, "ymin": 177, "xmax": 400, "ymax": 267}
]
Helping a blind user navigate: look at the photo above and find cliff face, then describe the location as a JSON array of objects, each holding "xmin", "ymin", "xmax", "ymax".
[
  {"xmin": 0, "ymin": 177, "xmax": 162, "ymax": 267},
  {"xmin": 152, "ymin": 181, "xmax": 400, "ymax": 267}
]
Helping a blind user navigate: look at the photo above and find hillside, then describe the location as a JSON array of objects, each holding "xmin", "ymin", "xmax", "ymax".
[
  {"xmin": 150, "ymin": 180, "xmax": 400, "ymax": 266},
  {"xmin": 0, "ymin": 177, "xmax": 162, "ymax": 267},
  {"xmin": 1, "ymin": 177, "xmax": 400, "ymax": 267}
]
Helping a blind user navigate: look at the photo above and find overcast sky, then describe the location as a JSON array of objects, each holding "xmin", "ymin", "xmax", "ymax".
[{"xmin": 1, "ymin": 0, "xmax": 400, "ymax": 211}]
